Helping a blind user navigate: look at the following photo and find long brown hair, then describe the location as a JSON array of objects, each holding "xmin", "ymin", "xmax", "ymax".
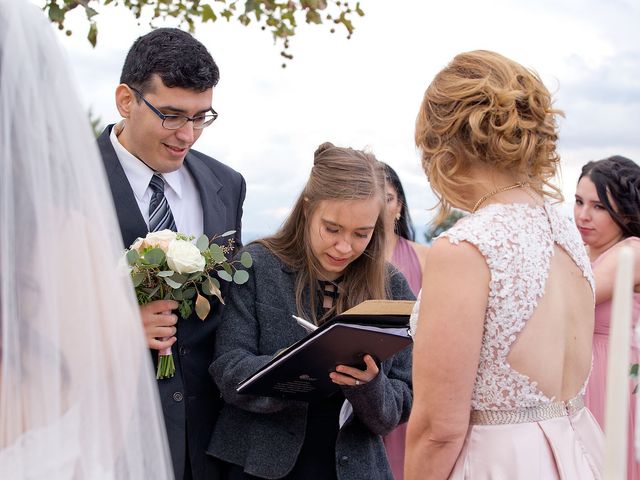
[{"xmin": 256, "ymin": 142, "xmax": 388, "ymax": 324}]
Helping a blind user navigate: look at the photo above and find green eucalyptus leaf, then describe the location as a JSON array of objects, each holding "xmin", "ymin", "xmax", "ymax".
[
  {"xmin": 183, "ymin": 288, "xmax": 197, "ymax": 299},
  {"xmin": 131, "ymin": 272, "xmax": 146, "ymax": 287},
  {"xmin": 157, "ymin": 270, "xmax": 174, "ymax": 277},
  {"xmin": 223, "ymin": 263, "xmax": 233, "ymax": 275},
  {"xmin": 233, "ymin": 270, "xmax": 250, "ymax": 285},
  {"xmin": 171, "ymin": 273, "xmax": 188, "ymax": 284},
  {"xmin": 196, "ymin": 234, "xmax": 209, "ymax": 252},
  {"xmin": 240, "ymin": 251, "xmax": 253, "ymax": 268},
  {"xmin": 217, "ymin": 270, "xmax": 233, "ymax": 282},
  {"xmin": 209, "ymin": 244, "xmax": 226, "ymax": 263},
  {"xmin": 172, "ymin": 289, "xmax": 184, "ymax": 301},
  {"xmin": 143, "ymin": 248, "xmax": 165, "ymax": 266},
  {"xmin": 126, "ymin": 249, "xmax": 140, "ymax": 265},
  {"xmin": 164, "ymin": 277, "xmax": 183, "ymax": 289}
]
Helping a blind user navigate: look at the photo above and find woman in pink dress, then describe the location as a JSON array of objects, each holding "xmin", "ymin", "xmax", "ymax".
[
  {"xmin": 381, "ymin": 162, "xmax": 429, "ymax": 479},
  {"xmin": 406, "ymin": 50, "xmax": 603, "ymax": 479},
  {"xmin": 575, "ymin": 156, "xmax": 640, "ymax": 479}
]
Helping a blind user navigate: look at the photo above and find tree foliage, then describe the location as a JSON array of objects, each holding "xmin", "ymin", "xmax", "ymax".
[
  {"xmin": 42, "ymin": 0, "xmax": 365, "ymax": 65},
  {"xmin": 424, "ymin": 209, "xmax": 466, "ymax": 244}
]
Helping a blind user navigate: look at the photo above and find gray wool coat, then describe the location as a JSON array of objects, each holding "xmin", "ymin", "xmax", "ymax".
[{"xmin": 208, "ymin": 243, "xmax": 415, "ymax": 480}]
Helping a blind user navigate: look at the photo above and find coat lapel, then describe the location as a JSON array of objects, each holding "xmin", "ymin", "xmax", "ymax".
[
  {"xmin": 184, "ymin": 152, "xmax": 226, "ymax": 239},
  {"xmin": 98, "ymin": 125, "xmax": 148, "ymax": 248}
]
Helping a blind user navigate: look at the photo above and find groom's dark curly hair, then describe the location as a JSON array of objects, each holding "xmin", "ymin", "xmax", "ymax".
[{"xmin": 120, "ymin": 28, "xmax": 219, "ymax": 94}]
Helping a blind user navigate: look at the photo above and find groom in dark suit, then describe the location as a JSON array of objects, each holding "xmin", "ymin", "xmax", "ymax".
[{"xmin": 97, "ymin": 28, "xmax": 245, "ymax": 480}]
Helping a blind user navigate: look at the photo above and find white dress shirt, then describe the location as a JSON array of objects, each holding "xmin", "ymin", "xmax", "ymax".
[{"xmin": 110, "ymin": 126, "xmax": 204, "ymax": 238}]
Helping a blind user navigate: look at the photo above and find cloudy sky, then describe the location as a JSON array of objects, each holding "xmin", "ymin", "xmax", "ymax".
[{"xmin": 42, "ymin": 0, "xmax": 640, "ymax": 241}]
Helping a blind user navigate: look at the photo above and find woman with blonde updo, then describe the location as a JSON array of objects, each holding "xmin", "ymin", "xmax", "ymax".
[
  {"xmin": 209, "ymin": 142, "xmax": 414, "ymax": 479},
  {"xmin": 405, "ymin": 50, "xmax": 603, "ymax": 479}
]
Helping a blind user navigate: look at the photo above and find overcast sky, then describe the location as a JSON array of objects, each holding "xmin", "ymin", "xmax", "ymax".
[{"xmin": 41, "ymin": 0, "xmax": 640, "ymax": 241}]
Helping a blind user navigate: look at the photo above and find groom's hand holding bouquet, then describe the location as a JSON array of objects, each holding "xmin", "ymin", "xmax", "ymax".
[{"xmin": 125, "ymin": 229, "xmax": 252, "ymax": 379}]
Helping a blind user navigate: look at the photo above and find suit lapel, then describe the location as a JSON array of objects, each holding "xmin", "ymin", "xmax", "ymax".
[
  {"xmin": 98, "ymin": 125, "xmax": 148, "ymax": 248},
  {"xmin": 184, "ymin": 152, "xmax": 225, "ymax": 239}
]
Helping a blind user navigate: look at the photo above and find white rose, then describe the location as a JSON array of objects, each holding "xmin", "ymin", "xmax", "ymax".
[
  {"xmin": 130, "ymin": 237, "xmax": 145, "ymax": 251},
  {"xmin": 166, "ymin": 240, "xmax": 205, "ymax": 274},
  {"xmin": 145, "ymin": 230, "xmax": 177, "ymax": 252}
]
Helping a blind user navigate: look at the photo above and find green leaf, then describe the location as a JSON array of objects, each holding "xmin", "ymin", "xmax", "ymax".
[
  {"xmin": 172, "ymin": 289, "xmax": 184, "ymax": 301},
  {"xmin": 201, "ymin": 4, "xmax": 217, "ymax": 22},
  {"xmin": 240, "ymin": 251, "xmax": 253, "ymax": 268},
  {"xmin": 209, "ymin": 244, "xmax": 226, "ymax": 263},
  {"xmin": 87, "ymin": 22, "xmax": 97, "ymax": 47},
  {"xmin": 631, "ymin": 363, "xmax": 639, "ymax": 377},
  {"xmin": 179, "ymin": 300, "xmax": 193, "ymax": 319},
  {"xmin": 126, "ymin": 249, "xmax": 140, "ymax": 265},
  {"xmin": 233, "ymin": 270, "xmax": 250, "ymax": 284},
  {"xmin": 195, "ymin": 293, "xmax": 211, "ymax": 320},
  {"xmin": 196, "ymin": 234, "xmax": 209, "ymax": 252},
  {"xmin": 131, "ymin": 272, "xmax": 146, "ymax": 287},
  {"xmin": 164, "ymin": 277, "xmax": 183, "ymax": 289},
  {"xmin": 143, "ymin": 248, "xmax": 165, "ymax": 266},
  {"xmin": 48, "ymin": 4, "xmax": 65, "ymax": 23},
  {"xmin": 157, "ymin": 270, "xmax": 175, "ymax": 277},
  {"xmin": 85, "ymin": 7, "xmax": 99, "ymax": 20},
  {"xmin": 183, "ymin": 288, "xmax": 197, "ymax": 299},
  {"xmin": 171, "ymin": 273, "xmax": 188, "ymax": 284},
  {"xmin": 217, "ymin": 270, "xmax": 233, "ymax": 282},
  {"xmin": 305, "ymin": 10, "xmax": 321, "ymax": 24},
  {"xmin": 223, "ymin": 262, "xmax": 233, "ymax": 275}
]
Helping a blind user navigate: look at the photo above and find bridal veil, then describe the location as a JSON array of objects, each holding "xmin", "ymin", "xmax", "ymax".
[{"xmin": 0, "ymin": 0, "xmax": 173, "ymax": 477}]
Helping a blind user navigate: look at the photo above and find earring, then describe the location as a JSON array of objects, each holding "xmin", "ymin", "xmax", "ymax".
[{"xmin": 395, "ymin": 213, "xmax": 401, "ymax": 221}]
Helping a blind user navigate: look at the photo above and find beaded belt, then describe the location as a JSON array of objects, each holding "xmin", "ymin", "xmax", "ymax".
[{"xmin": 469, "ymin": 395, "xmax": 585, "ymax": 425}]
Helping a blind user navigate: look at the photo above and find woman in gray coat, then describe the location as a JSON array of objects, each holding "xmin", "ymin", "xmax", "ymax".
[{"xmin": 208, "ymin": 142, "xmax": 415, "ymax": 480}]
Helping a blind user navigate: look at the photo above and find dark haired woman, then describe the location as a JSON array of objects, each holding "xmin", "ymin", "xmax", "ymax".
[
  {"xmin": 208, "ymin": 143, "xmax": 414, "ymax": 479},
  {"xmin": 380, "ymin": 162, "xmax": 428, "ymax": 479},
  {"xmin": 575, "ymin": 155, "xmax": 640, "ymax": 480},
  {"xmin": 381, "ymin": 162, "xmax": 429, "ymax": 296}
]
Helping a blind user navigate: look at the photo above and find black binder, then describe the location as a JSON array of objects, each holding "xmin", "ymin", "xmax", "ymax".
[{"xmin": 236, "ymin": 300, "xmax": 414, "ymax": 400}]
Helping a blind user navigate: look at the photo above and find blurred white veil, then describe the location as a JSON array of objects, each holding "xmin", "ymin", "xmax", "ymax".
[{"xmin": 0, "ymin": 0, "xmax": 173, "ymax": 478}]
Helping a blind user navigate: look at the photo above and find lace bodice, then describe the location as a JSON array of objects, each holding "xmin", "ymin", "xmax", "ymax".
[{"xmin": 425, "ymin": 203, "xmax": 593, "ymax": 410}]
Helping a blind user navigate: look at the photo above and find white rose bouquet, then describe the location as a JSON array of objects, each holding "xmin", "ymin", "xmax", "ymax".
[{"xmin": 126, "ymin": 229, "xmax": 252, "ymax": 379}]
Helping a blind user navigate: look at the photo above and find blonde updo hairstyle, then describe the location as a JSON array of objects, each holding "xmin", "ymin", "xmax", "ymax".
[
  {"xmin": 415, "ymin": 50, "xmax": 563, "ymax": 223},
  {"xmin": 257, "ymin": 142, "xmax": 388, "ymax": 324}
]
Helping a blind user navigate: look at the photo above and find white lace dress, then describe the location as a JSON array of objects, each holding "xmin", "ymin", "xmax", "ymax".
[{"xmin": 411, "ymin": 203, "xmax": 604, "ymax": 480}]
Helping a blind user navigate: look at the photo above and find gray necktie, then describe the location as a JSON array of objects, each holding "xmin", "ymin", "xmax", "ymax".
[{"xmin": 148, "ymin": 173, "xmax": 177, "ymax": 232}]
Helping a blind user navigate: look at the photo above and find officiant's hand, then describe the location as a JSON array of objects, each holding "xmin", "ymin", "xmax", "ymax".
[
  {"xmin": 330, "ymin": 354, "xmax": 379, "ymax": 387},
  {"xmin": 140, "ymin": 300, "xmax": 179, "ymax": 350}
]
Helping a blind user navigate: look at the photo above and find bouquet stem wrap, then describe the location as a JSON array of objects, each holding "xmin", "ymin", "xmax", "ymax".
[{"xmin": 157, "ymin": 342, "xmax": 175, "ymax": 379}]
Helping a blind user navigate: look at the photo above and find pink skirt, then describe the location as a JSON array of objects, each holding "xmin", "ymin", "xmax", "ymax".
[
  {"xmin": 449, "ymin": 407, "xmax": 603, "ymax": 479},
  {"xmin": 585, "ymin": 333, "xmax": 640, "ymax": 479}
]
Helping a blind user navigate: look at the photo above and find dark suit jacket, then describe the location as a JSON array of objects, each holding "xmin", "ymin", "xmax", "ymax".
[
  {"xmin": 209, "ymin": 244, "xmax": 414, "ymax": 479},
  {"xmin": 98, "ymin": 125, "xmax": 246, "ymax": 480}
]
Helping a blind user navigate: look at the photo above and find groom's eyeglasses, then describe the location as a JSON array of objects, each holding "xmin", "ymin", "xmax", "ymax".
[{"xmin": 129, "ymin": 86, "xmax": 218, "ymax": 130}]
